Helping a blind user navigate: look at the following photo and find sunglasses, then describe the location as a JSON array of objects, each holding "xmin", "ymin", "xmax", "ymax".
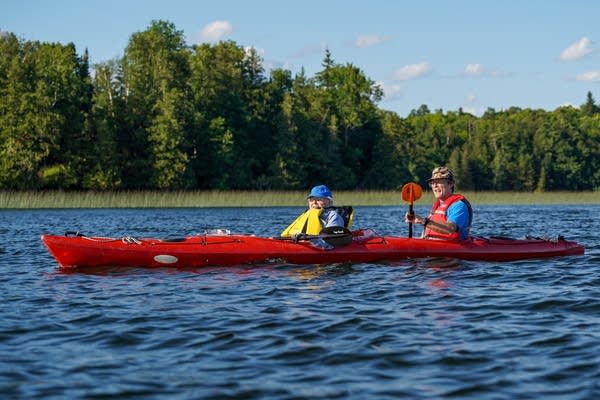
[{"xmin": 429, "ymin": 179, "xmax": 449, "ymax": 186}]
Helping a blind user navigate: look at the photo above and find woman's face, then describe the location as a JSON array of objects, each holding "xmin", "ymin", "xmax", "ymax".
[{"xmin": 308, "ymin": 197, "xmax": 331, "ymax": 209}]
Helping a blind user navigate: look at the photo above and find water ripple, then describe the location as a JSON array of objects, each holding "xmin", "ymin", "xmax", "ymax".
[{"xmin": 1, "ymin": 206, "xmax": 599, "ymax": 399}]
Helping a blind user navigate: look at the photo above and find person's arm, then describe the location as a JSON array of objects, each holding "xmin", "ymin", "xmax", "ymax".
[
  {"xmin": 405, "ymin": 211, "xmax": 458, "ymax": 234},
  {"xmin": 444, "ymin": 201, "xmax": 470, "ymax": 235},
  {"xmin": 422, "ymin": 217, "xmax": 457, "ymax": 234}
]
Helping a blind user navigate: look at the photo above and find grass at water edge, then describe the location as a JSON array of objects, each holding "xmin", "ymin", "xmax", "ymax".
[{"xmin": 1, "ymin": 190, "xmax": 599, "ymax": 208}]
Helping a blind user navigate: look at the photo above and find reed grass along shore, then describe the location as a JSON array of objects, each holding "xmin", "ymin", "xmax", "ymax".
[{"xmin": 1, "ymin": 190, "xmax": 599, "ymax": 209}]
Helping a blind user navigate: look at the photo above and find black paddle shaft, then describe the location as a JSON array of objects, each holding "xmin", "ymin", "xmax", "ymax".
[{"xmin": 408, "ymin": 204, "xmax": 414, "ymax": 238}]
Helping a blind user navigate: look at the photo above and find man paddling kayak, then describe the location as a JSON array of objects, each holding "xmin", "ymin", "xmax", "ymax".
[{"xmin": 405, "ymin": 167, "xmax": 473, "ymax": 240}]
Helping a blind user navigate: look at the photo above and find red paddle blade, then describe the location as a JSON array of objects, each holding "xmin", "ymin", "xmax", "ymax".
[{"xmin": 401, "ymin": 182, "xmax": 423, "ymax": 203}]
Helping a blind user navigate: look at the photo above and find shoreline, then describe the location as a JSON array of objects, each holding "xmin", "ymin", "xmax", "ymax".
[{"xmin": 1, "ymin": 190, "xmax": 599, "ymax": 209}]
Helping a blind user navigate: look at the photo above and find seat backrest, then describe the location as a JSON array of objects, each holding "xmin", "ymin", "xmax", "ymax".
[
  {"xmin": 327, "ymin": 206, "xmax": 354, "ymax": 229},
  {"xmin": 280, "ymin": 206, "xmax": 354, "ymax": 237}
]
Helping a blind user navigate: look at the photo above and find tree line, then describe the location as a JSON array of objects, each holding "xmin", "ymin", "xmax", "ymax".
[{"xmin": 1, "ymin": 20, "xmax": 599, "ymax": 191}]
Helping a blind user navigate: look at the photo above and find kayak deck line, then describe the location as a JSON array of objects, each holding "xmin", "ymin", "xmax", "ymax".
[{"xmin": 41, "ymin": 229, "xmax": 585, "ymax": 269}]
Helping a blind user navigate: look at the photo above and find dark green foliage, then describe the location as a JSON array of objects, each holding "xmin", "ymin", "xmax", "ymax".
[
  {"xmin": 0, "ymin": 22, "xmax": 598, "ymax": 191},
  {"xmin": 120, "ymin": 20, "xmax": 193, "ymax": 189},
  {"xmin": 0, "ymin": 35, "xmax": 91, "ymax": 188}
]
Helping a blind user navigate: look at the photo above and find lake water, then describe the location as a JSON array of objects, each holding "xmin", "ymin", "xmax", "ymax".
[{"xmin": 1, "ymin": 205, "xmax": 599, "ymax": 399}]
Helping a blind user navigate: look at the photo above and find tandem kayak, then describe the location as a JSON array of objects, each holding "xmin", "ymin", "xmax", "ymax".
[{"xmin": 41, "ymin": 229, "xmax": 584, "ymax": 269}]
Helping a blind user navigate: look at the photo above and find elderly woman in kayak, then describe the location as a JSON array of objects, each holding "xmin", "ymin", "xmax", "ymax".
[
  {"xmin": 405, "ymin": 167, "xmax": 473, "ymax": 241},
  {"xmin": 305, "ymin": 185, "xmax": 345, "ymax": 228},
  {"xmin": 281, "ymin": 185, "xmax": 353, "ymax": 238}
]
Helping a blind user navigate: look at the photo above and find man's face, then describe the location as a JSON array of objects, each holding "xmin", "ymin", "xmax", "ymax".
[{"xmin": 429, "ymin": 179, "xmax": 453, "ymax": 199}]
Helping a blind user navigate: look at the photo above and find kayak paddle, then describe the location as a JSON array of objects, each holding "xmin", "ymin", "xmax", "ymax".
[
  {"xmin": 401, "ymin": 182, "xmax": 423, "ymax": 238},
  {"xmin": 276, "ymin": 227, "xmax": 352, "ymax": 247}
]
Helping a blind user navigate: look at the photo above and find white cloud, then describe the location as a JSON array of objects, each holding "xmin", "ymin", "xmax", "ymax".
[
  {"xmin": 557, "ymin": 103, "xmax": 577, "ymax": 109},
  {"xmin": 461, "ymin": 106, "xmax": 486, "ymax": 116},
  {"xmin": 379, "ymin": 82, "xmax": 402, "ymax": 99},
  {"xmin": 354, "ymin": 34, "xmax": 390, "ymax": 48},
  {"xmin": 464, "ymin": 63, "xmax": 482, "ymax": 76},
  {"xmin": 393, "ymin": 62, "xmax": 431, "ymax": 81},
  {"xmin": 200, "ymin": 20, "xmax": 233, "ymax": 42},
  {"xmin": 462, "ymin": 94, "xmax": 484, "ymax": 116},
  {"xmin": 576, "ymin": 70, "xmax": 600, "ymax": 82},
  {"xmin": 560, "ymin": 37, "xmax": 592, "ymax": 61}
]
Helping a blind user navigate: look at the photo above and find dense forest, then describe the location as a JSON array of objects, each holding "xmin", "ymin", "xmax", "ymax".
[{"xmin": 1, "ymin": 20, "xmax": 599, "ymax": 191}]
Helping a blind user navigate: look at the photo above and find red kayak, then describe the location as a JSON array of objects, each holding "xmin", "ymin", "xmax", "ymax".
[{"xmin": 41, "ymin": 229, "xmax": 584, "ymax": 269}]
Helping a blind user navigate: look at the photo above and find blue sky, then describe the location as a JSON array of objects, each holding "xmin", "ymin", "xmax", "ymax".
[{"xmin": 3, "ymin": 0, "xmax": 600, "ymax": 116}]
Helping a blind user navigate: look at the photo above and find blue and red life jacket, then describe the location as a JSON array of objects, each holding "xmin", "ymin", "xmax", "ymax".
[{"xmin": 424, "ymin": 194, "xmax": 472, "ymax": 241}]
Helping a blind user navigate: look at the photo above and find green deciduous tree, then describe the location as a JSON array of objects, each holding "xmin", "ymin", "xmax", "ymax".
[
  {"xmin": 83, "ymin": 59, "xmax": 124, "ymax": 189},
  {"xmin": 0, "ymin": 35, "xmax": 90, "ymax": 188},
  {"xmin": 189, "ymin": 40, "xmax": 268, "ymax": 188},
  {"xmin": 363, "ymin": 110, "xmax": 413, "ymax": 188},
  {"xmin": 121, "ymin": 20, "xmax": 193, "ymax": 189}
]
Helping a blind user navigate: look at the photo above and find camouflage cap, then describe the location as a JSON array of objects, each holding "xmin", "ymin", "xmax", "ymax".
[{"xmin": 427, "ymin": 166, "xmax": 455, "ymax": 182}]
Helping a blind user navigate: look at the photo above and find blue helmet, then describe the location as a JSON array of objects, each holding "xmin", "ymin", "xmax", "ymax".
[{"xmin": 307, "ymin": 185, "xmax": 333, "ymax": 199}]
